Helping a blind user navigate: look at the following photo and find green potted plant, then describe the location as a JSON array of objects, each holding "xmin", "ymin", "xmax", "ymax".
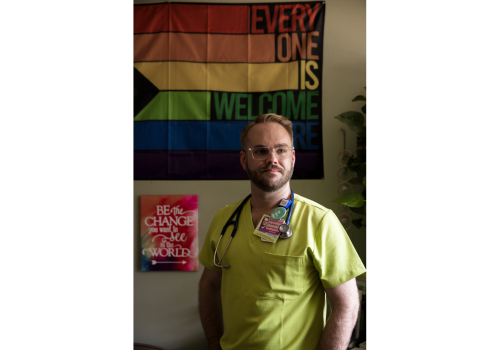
[{"xmin": 333, "ymin": 90, "xmax": 366, "ymax": 228}]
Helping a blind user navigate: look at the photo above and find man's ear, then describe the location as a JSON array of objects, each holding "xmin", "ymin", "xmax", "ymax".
[
  {"xmin": 292, "ymin": 149, "xmax": 296, "ymax": 168},
  {"xmin": 240, "ymin": 151, "xmax": 247, "ymax": 171}
]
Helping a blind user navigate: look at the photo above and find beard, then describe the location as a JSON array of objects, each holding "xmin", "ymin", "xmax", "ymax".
[{"xmin": 245, "ymin": 160, "xmax": 294, "ymax": 193}]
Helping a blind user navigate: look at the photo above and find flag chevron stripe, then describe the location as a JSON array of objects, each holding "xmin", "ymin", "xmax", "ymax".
[
  {"xmin": 134, "ymin": 33, "xmax": 276, "ymax": 63},
  {"xmin": 133, "ymin": 2, "xmax": 324, "ymax": 35},
  {"xmin": 134, "ymin": 90, "xmax": 321, "ymax": 122},
  {"xmin": 134, "ymin": 61, "xmax": 299, "ymax": 92},
  {"xmin": 134, "ymin": 91, "xmax": 211, "ymax": 121},
  {"xmin": 134, "ymin": 120, "xmax": 321, "ymax": 151},
  {"xmin": 134, "ymin": 4, "xmax": 250, "ymax": 34},
  {"xmin": 134, "ymin": 121, "xmax": 248, "ymax": 151},
  {"xmin": 134, "ymin": 150, "xmax": 323, "ymax": 180}
]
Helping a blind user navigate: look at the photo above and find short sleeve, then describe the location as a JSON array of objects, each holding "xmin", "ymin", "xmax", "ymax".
[
  {"xmin": 198, "ymin": 210, "xmax": 223, "ymax": 271},
  {"xmin": 312, "ymin": 211, "xmax": 366, "ymax": 289}
]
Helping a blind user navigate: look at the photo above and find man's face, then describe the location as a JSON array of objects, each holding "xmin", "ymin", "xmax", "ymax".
[{"xmin": 240, "ymin": 123, "xmax": 295, "ymax": 193}]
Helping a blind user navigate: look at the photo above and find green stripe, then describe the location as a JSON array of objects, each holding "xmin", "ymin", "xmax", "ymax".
[{"xmin": 135, "ymin": 91, "xmax": 210, "ymax": 121}]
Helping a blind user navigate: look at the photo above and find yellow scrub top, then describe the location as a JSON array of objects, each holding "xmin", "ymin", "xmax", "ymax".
[{"xmin": 199, "ymin": 193, "xmax": 366, "ymax": 350}]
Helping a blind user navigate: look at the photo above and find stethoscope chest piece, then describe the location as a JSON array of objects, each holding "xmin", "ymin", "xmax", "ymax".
[
  {"xmin": 278, "ymin": 224, "xmax": 289, "ymax": 234},
  {"xmin": 279, "ymin": 225, "xmax": 293, "ymax": 239}
]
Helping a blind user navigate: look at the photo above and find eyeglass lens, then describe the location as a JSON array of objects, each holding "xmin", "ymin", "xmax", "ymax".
[{"xmin": 252, "ymin": 147, "xmax": 292, "ymax": 160}]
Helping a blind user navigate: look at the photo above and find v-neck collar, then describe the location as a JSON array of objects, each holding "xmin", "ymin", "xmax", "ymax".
[{"xmin": 241, "ymin": 198, "xmax": 261, "ymax": 246}]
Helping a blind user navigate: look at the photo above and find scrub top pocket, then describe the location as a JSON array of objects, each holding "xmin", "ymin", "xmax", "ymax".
[{"xmin": 260, "ymin": 252, "xmax": 305, "ymax": 300}]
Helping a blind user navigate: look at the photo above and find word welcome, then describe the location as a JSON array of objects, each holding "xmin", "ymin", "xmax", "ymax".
[{"xmin": 213, "ymin": 90, "xmax": 319, "ymax": 121}]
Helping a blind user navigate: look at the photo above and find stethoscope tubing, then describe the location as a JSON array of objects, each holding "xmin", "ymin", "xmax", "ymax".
[
  {"xmin": 213, "ymin": 190, "xmax": 294, "ymax": 269},
  {"xmin": 285, "ymin": 190, "xmax": 294, "ymax": 226},
  {"xmin": 213, "ymin": 194, "xmax": 251, "ymax": 268}
]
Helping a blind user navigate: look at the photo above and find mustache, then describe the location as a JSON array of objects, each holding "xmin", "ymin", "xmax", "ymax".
[{"xmin": 261, "ymin": 165, "xmax": 283, "ymax": 173}]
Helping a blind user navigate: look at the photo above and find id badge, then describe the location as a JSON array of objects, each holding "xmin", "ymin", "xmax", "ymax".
[{"xmin": 252, "ymin": 214, "xmax": 284, "ymax": 243}]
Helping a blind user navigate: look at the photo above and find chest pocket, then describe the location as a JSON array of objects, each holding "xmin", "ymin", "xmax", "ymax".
[{"xmin": 260, "ymin": 252, "xmax": 305, "ymax": 300}]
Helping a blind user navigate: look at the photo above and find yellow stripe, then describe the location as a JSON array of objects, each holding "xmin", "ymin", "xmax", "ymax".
[
  {"xmin": 206, "ymin": 63, "xmax": 248, "ymax": 92},
  {"xmin": 134, "ymin": 61, "xmax": 298, "ymax": 92},
  {"xmin": 249, "ymin": 62, "xmax": 298, "ymax": 92},
  {"xmin": 135, "ymin": 62, "xmax": 170, "ymax": 91}
]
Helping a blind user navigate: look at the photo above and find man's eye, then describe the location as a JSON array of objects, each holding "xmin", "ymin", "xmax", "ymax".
[
  {"xmin": 255, "ymin": 148, "xmax": 268, "ymax": 155},
  {"xmin": 277, "ymin": 148, "xmax": 287, "ymax": 154}
]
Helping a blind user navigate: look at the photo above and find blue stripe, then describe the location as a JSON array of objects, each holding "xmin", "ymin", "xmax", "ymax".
[{"xmin": 134, "ymin": 121, "xmax": 249, "ymax": 151}]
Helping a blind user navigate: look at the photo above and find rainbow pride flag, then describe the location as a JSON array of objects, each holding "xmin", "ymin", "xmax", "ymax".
[{"xmin": 134, "ymin": 2, "xmax": 325, "ymax": 180}]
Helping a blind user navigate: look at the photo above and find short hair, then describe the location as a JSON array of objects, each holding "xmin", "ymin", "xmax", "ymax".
[{"xmin": 240, "ymin": 113, "xmax": 294, "ymax": 149}]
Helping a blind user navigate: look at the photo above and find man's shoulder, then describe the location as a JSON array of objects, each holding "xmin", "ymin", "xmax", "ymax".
[
  {"xmin": 213, "ymin": 197, "xmax": 247, "ymax": 218},
  {"xmin": 294, "ymin": 193, "xmax": 331, "ymax": 214}
]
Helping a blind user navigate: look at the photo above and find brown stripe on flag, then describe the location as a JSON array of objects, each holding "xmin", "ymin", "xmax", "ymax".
[{"xmin": 135, "ymin": 33, "xmax": 275, "ymax": 63}]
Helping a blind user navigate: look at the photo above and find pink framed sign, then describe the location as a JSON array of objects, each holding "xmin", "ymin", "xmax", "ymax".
[{"xmin": 140, "ymin": 195, "xmax": 198, "ymax": 271}]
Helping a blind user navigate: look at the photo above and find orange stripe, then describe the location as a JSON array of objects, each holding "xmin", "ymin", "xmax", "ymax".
[
  {"xmin": 134, "ymin": 33, "xmax": 275, "ymax": 63},
  {"xmin": 171, "ymin": 33, "xmax": 207, "ymax": 62},
  {"xmin": 134, "ymin": 32, "xmax": 169, "ymax": 62}
]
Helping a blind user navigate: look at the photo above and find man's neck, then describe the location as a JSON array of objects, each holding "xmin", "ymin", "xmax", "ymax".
[{"xmin": 249, "ymin": 183, "xmax": 291, "ymax": 212}]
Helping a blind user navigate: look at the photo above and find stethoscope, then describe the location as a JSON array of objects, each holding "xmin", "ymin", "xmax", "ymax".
[{"xmin": 213, "ymin": 190, "xmax": 295, "ymax": 269}]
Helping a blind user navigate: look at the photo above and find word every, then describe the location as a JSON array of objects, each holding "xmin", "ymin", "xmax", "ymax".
[{"xmin": 251, "ymin": 3, "xmax": 321, "ymax": 34}]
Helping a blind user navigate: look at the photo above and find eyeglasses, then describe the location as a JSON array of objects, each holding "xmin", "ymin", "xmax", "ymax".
[{"xmin": 243, "ymin": 146, "xmax": 294, "ymax": 160}]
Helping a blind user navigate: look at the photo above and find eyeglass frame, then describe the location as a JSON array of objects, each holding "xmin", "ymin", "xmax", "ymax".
[{"xmin": 242, "ymin": 146, "xmax": 295, "ymax": 160}]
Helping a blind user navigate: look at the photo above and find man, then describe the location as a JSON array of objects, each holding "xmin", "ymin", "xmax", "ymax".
[{"xmin": 198, "ymin": 114, "xmax": 366, "ymax": 350}]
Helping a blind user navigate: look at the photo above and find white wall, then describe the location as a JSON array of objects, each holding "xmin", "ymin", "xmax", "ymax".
[{"xmin": 133, "ymin": 0, "xmax": 366, "ymax": 348}]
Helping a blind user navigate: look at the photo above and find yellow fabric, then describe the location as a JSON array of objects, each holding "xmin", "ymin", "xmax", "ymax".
[
  {"xmin": 134, "ymin": 61, "xmax": 298, "ymax": 92},
  {"xmin": 199, "ymin": 193, "xmax": 366, "ymax": 350},
  {"xmin": 248, "ymin": 61, "xmax": 299, "ymax": 92}
]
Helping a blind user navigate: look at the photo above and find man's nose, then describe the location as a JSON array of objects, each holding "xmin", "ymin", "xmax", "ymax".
[{"xmin": 267, "ymin": 149, "xmax": 279, "ymax": 163}]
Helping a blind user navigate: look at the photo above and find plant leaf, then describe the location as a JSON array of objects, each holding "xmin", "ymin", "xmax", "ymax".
[
  {"xmin": 346, "ymin": 157, "xmax": 360, "ymax": 173},
  {"xmin": 348, "ymin": 123, "xmax": 366, "ymax": 135},
  {"xmin": 356, "ymin": 147, "xmax": 366, "ymax": 163},
  {"xmin": 350, "ymin": 204, "xmax": 365, "ymax": 215},
  {"xmin": 361, "ymin": 104, "xmax": 366, "ymax": 114},
  {"xmin": 333, "ymin": 193, "xmax": 365, "ymax": 208},
  {"xmin": 362, "ymin": 176, "xmax": 366, "ymax": 186},
  {"xmin": 335, "ymin": 111, "xmax": 365, "ymax": 125},
  {"xmin": 352, "ymin": 95, "xmax": 366, "ymax": 102},
  {"xmin": 356, "ymin": 164, "xmax": 366, "ymax": 179},
  {"xmin": 352, "ymin": 218, "xmax": 363, "ymax": 229},
  {"xmin": 357, "ymin": 135, "xmax": 366, "ymax": 148},
  {"xmin": 348, "ymin": 177, "xmax": 364, "ymax": 185}
]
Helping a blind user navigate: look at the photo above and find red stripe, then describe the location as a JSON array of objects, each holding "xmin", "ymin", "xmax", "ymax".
[
  {"xmin": 170, "ymin": 4, "xmax": 208, "ymax": 33},
  {"xmin": 134, "ymin": 4, "xmax": 170, "ymax": 34},
  {"xmin": 208, "ymin": 5, "xmax": 249, "ymax": 34},
  {"xmin": 134, "ymin": 3, "xmax": 249, "ymax": 34}
]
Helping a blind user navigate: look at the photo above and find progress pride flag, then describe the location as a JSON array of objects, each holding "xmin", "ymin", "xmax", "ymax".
[{"xmin": 134, "ymin": 2, "xmax": 325, "ymax": 180}]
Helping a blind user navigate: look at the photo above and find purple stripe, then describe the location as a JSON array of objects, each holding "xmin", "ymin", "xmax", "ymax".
[{"xmin": 134, "ymin": 151, "xmax": 323, "ymax": 180}]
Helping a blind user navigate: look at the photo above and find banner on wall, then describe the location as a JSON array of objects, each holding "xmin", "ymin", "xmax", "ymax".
[
  {"xmin": 141, "ymin": 195, "xmax": 198, "ymax": 271},
  {"xmin": 134, "ymin": 2, "xmax": 325, "ymax": 180}
]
